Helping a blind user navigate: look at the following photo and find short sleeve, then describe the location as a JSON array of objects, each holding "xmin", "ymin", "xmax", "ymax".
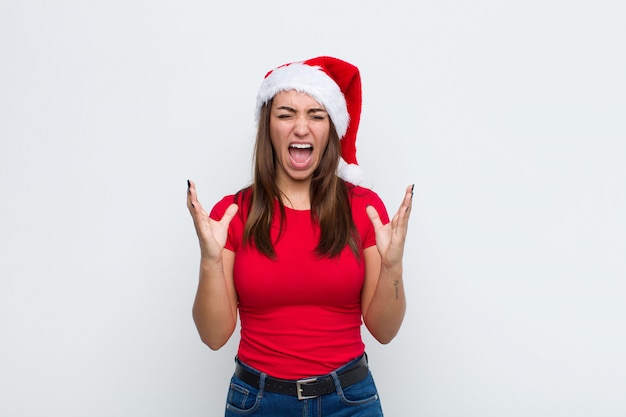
[
  {"xmin": 209, "ymin": 194, "xmax": 242, "ymax": 252},
  {"xmin": 349, "ymin": 186, "xmax": 389, "ymax": 250}
]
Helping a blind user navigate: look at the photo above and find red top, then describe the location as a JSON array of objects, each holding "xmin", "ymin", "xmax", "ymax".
[{"xmin": 209, "ymin": 185, "xmax": 389, "ymax": 379}]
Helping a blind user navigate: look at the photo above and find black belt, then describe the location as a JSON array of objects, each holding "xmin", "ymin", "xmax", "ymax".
[{"xmin": 234, "ymin": 355, "xmax": 369, "ymax": 400}]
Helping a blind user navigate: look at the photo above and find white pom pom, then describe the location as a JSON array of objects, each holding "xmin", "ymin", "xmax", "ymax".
[{"xmin": 338, "ymin": 158, "xmax": 369, "ymax": 187}]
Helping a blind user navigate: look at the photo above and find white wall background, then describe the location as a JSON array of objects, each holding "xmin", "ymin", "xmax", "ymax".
[{"xmin": 1, "ymin": 1, "xmax": 624, "ymax": 416}]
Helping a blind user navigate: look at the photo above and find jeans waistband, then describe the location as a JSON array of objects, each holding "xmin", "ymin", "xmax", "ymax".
[{"xmin": 234, "ymin": 354, "xmax": 369, "ymax": 400}]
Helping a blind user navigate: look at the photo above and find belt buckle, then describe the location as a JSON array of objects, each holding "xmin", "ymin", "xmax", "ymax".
[{"xmin": 296, "ymin": 377, "xmax": 318, "ymax": 400}]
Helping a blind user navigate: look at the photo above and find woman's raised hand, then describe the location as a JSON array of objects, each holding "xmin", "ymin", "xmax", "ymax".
[
  {"xmin": 366, "ymin": 185, "xmax": 413, "ymax": 270},
  {"xmin": 187, "ymin": 180, "xmax": 238, "ymax": 262}
]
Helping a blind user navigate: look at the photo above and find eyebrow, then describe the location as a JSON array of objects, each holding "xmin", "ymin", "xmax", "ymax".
[{"xmin": 275, "ymin": 106, "xmax": 327, "ymax": 114}]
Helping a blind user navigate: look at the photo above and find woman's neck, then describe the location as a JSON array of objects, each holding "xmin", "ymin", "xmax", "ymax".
[{"xmin": 276, "ymin": 178, "xmax": 311, "ymax": 210}]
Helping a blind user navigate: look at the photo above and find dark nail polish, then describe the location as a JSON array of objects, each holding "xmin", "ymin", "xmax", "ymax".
[
  {"xmin": 411, "ymin": 184, "xmax": 414, "ymax": 197},
  {"xmin": 187, "ymin": 179, "xmax": 190, "ymax": 192}
]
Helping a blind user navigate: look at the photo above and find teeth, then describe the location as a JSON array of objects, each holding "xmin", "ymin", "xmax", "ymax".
[{"xmin": 290, "ymin": 143, "xmax": 312, "ymax": 149}]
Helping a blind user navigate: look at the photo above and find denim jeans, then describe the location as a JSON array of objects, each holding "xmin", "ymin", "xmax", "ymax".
[{"xmin": 224, "ymin": 354, "xmax": 384, "ymax": 416}]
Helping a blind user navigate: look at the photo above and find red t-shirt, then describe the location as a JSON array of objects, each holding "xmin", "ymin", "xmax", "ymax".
[{"xmin": 209, "ymin": 185, "xmax": 389, "ymax": 379}]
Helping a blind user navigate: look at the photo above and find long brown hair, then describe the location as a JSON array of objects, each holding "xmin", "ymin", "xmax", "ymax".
[{"xmin": 238, "ymin": 99, "xmax": 360, "ymax": 259}]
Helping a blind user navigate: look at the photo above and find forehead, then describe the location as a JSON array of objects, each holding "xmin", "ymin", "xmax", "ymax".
[{"xmin": 271, "ymin": 90, "xmax": 325, "ymax": 109}]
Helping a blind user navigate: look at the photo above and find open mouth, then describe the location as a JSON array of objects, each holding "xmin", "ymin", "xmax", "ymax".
[{"xmin": 288, "ymin": 143, "xmax": 313, "ymax": 165}]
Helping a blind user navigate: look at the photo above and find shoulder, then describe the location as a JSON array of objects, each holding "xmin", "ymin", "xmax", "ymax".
[
  {"xmin": 346, "ymin": 183, "xmax": 389, "ymax": 223},
  {"xmin": 209, "ymin": 195, "xmax": 236, "ymax": 220},
  {"xmin": 347, "ymin": 184, "xmax": 385, "ymax": 206},
  {"xmin": 209, "ymin": 187, "xmax": 252, "ymax": 220}
]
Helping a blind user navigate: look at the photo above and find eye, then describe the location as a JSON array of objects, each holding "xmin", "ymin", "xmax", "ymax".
[{"xmin": 276, "ymin": 113, "xmax": 293, "ymax": 119}]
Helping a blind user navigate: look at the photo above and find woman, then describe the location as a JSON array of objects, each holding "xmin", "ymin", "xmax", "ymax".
[{"xmin": 187, "ymin": 56, "xmax": 412, "ymax": 416}]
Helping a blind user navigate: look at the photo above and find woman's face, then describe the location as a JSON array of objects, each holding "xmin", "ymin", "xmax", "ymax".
[{"xmin": 269, "ymin": 90, "xmax": 331, "ymax": 186}]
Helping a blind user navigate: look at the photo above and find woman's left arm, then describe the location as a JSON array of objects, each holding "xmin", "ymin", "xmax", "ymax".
[{"xmin": 362, "ymin": 184, "xmax": 413, "ymax": 344}]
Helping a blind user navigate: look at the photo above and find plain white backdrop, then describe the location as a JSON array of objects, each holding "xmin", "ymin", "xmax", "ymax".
[{"xmin": 1, "ymin": 1, "xmax": 625, "ymax": 416}]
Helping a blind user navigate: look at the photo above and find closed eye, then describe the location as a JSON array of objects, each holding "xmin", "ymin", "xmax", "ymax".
[
  {"xmin": 275, "ymin": 106, "xmax": 296, "ymax": 119},
  {"xmin": 308, "ymin": 109, "xmax": 328, "ymax": 120}
]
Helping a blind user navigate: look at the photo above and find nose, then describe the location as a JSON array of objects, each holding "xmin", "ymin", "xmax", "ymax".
[{"xmin": 293, "ymin": 115, "xmax": 310, "ymax": 136}]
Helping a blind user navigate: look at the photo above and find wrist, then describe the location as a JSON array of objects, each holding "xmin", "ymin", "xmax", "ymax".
[
  {"xmin": 200, "ymin": 254, "xmax": 223, "ymax": 270},
  {"xmin": 381, "ymin": 262, "xmax": 403, "ymax": 277}
]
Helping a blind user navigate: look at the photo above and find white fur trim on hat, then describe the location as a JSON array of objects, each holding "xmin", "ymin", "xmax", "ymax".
[
  {"xmin": 255, "ymin": 63, "xmax": 350, "ymax": 138},
  {"xmin": 338, "ymin": 157, "xmax": 368, "ymax": 187}
]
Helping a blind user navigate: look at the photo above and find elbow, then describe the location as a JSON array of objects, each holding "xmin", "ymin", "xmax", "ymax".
[
  {"xmin": 375, "ymin": 336, "xmax": 394, "ymax": 345},
  {"xmin": 195, "ymin": 327, "xmax": 233, "ymax": 351},
  {"xmin": 201, "ymin": 336, "xmax": 227, "ymax": 351},
  {"xmin": 371, "ymin": 329, "xmax": 399, "ymax": 345},
  {"xmin": 365, "ymin": 321, "xmax": 401, "ymax": 345},
  {"xmin": 192, "ymin": 311, "xmax": 235, "ymax": 351},
  {"xmin": 196, "ymin": 323, "xmax": 232, "ymax": 350},
  {"xmin": 364, "ymin": 313, "xmax": 404, "ymax": 345}
]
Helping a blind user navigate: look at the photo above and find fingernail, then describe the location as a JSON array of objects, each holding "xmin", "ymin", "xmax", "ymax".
[
  {"xmin": 411, "ymin": 184, "xmax": 414, "ymax": 198},
  {"xmin": 187, "ymin": 179, "xmax": 190, "ymax": 193}
]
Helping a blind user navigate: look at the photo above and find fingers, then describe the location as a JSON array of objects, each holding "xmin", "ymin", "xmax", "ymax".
[
  {"xmin": 187, "ymin": 179, "xmax": 195, "ymax": 210},
  {"xmin": 187, "ymin": 179, "xmax": 212, "ymax": 241},
  {"xmin": 366, "ymin": 205, "xmax": 384, "ymax": 230},
  {"xmin": 220, "ymin": 203, "xmax": 239, "ymax": 226},
  {"xmin": 187, "ymin": 180, "xmax": 238, "ymax": 228},
  {"xmin": 187, "ymin": 179, "xmax": 205, "ymax": 214},
  {"xmin": 396, "ymin": 184, "xmax": 414, "ymax": 223},
  {"xmin": 401, "ymin": 184, "xmax": 413, "ymax": 212},
  {"xmin": 368, "ymin": 184, "xmax": 414, "ymax": 231},
  {"xmin": 387, "ymin": 184, "xmax": 413, "ymax": 241}
]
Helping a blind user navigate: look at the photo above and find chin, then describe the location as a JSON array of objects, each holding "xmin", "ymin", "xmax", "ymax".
[{"xmin": 289, "ymin": 173, "xmax": 314, "ymax": 182}]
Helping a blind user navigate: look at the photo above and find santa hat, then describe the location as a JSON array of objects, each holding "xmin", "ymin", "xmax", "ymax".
[{"xmin": 255, "ymin": 56, "xmax": 365, "ymax": 186}]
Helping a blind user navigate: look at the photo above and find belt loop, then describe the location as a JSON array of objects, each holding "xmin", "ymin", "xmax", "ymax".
[
  {"xmin": 258, "ymin": 372, "xmax": 267, "ymax": 397},
  {"xmin": 329, "ymin": 370, "xmax": 344, "ymax": 396}
]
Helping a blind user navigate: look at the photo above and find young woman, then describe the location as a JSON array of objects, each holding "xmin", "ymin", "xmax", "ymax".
[{"xmin": 187, "ymin": 56, "xmax": 412, "ymax": 416}]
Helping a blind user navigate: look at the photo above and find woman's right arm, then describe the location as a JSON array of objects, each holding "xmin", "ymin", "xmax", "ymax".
[{"xmin": 187, "ymin": 180, "xmax": 239, "ymax": 350}]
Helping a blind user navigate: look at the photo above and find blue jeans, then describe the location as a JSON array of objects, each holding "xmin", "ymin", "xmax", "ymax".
[{"xmin": 224, "ymin": 355, "xmax": 384, "ymax": 416}]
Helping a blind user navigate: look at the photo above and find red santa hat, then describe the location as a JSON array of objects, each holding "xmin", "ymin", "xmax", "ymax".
[{"xmin": 255, "ymin": 56, "xmax": 365, "ymax": 186}]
